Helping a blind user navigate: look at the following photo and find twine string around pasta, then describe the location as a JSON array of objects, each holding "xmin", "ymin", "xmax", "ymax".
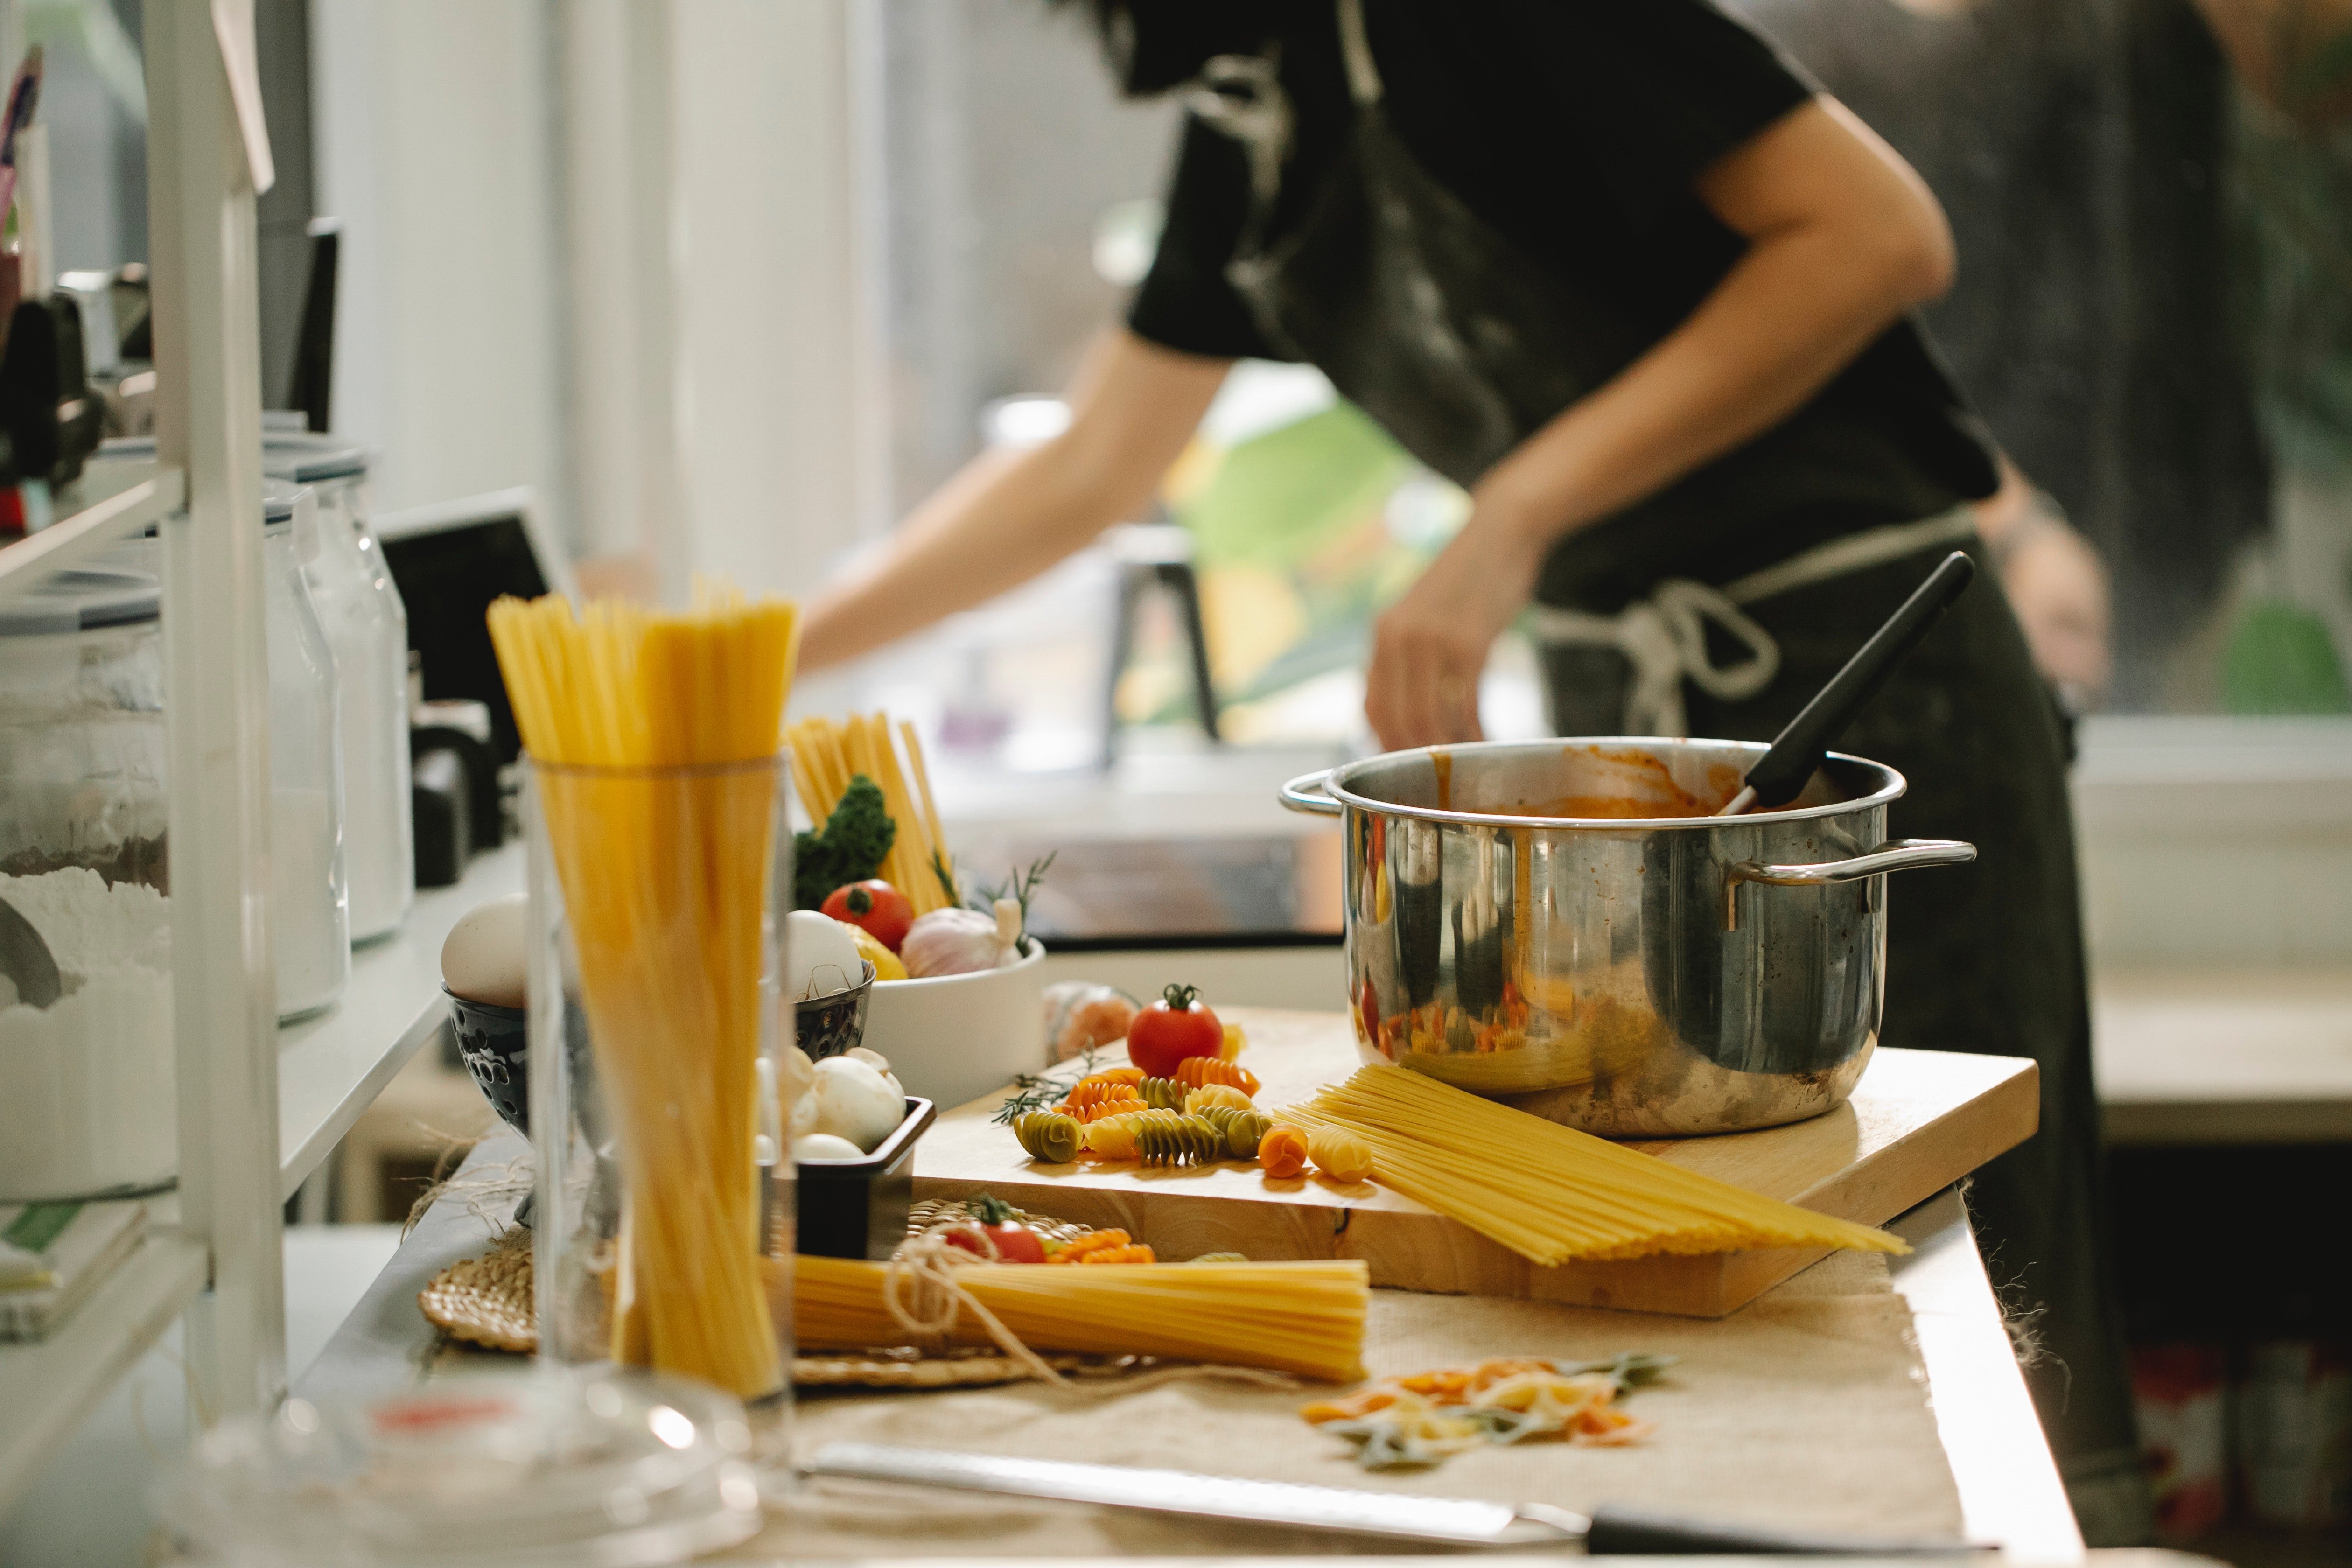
[
  {"xmin": 882, "ymin": 1221, "xmax": 1072, "ymax": 1386},
  {"xmin": 878, "ymin": 1220, "xmax": 1303, "ymax": 1396}
]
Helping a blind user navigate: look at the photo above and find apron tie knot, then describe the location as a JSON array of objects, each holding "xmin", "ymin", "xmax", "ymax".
[{"xmin": 1533, "ymin": 582, "xmax": 1777, "ymax": 739}]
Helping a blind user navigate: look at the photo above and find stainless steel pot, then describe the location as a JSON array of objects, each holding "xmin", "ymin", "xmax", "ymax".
[{"xmin": 1278, "ymin": 739, "xmax": 1974, "ymax": 1135}]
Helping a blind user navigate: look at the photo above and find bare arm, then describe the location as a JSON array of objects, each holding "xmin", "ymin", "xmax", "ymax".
[
  {"xmin": 2190, "ymin": 0, "xmax": 2352, "ymax": 123},
  {"xmin": 1367, "ymin": 98, "xmax": 1959, "ymax": 748},
  {"xmin": 799, "ymin": 330, "xmax": 1230, "ymax": 670}
]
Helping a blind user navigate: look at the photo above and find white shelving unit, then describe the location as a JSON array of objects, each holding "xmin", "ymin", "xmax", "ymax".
[
  {"xmin": 0, "ymin": 460, "xmax": 184, "ymax": 607},
  {"xmin": 0, "ymin": 2, "xmax": 487, "ymax": 1525},
  {"xmin": 279, "ymin": 844, "xmax": 523, "ymax": 1199},
  {"xmin": 0, "ymin": 1204, "xmax": 206, "ymax": 1507}
]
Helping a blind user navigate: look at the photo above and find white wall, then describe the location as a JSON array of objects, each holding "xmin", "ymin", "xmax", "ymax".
[
  {"xmin": 310, "ymin": 0, "xmax": 570, "ymax": 532},
  {"xmin": 656, "ymin": 0, "xmax": 885, "ymax": 599}
]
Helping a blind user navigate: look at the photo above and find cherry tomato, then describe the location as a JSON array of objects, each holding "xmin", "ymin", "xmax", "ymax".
[
  {"xmin": 944, "ymin": 1223, "xmax": 1047, "ymax": 1264},
  {"xmin": 1127, "ymin": 983, "xmax": 1224, "ymax": 1078},
  {"xmin": 821, "ymin": 879, "xmax": 914, "ymax": 952}
]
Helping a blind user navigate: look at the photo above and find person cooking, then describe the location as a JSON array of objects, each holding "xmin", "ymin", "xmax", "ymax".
[{"xmin": 800, "ymin": 0, "xmax": 2140, "ymax": 1532}]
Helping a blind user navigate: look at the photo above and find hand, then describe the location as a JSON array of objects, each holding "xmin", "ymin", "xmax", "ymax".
[{"xmin": 1365, "ymin": 500, "xmax": 1547, "ymax": 750}]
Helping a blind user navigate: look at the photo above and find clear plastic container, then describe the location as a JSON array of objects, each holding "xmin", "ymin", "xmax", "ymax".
[
  {"xmin": 154, "ymin": 1369, "xmax": 764, "ymax": 1566},
  {"xmin": 264, "ymin": 486, "xmax": 351, "ymax": 1020},
  {"xmin": 265, "ymin": 434, "xmax": 413, "ymax": 943},
  {"xmin": 528, "ymin": 757, "xmax": 794, "ymax": 1408},
  {"xmin": 0, "ymin": 552, "xmax": 175, "ymax": 1200}
]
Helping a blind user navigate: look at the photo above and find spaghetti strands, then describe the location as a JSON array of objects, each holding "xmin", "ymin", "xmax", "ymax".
[
  {"xmin": 792, "ymin": 1254, "xmax": 1369, "ymax": 1380},
  {"xmin": 786, "ymin": 711, "xmax": 956, "ymax": 914},
  {"xmin": 487, "ymin": 586, "xmax": 798, "ymax": 1399},
  {"xmin": 1281, "ymin": 1066, "xmax": 1906, "ymax": 1266}
]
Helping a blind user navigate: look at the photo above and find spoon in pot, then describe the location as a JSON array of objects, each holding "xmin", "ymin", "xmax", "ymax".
[
  {"xmin": 1716, "ymin": 550, "xmax": 1976, "ymax": 817},
  {"xmin": 0, "ymin": 895, "xmax": 62, "ymax": 1008}
]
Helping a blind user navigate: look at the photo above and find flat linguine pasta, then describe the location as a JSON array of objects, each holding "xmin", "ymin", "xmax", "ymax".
[{"xmin": 1281, "ymin": 1065, "xmax": 1907, "ymax": 1267}]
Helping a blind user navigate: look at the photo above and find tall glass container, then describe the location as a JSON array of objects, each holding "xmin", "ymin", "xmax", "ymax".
[
  {"xmin": 263, "ymin": 488, "xmax": 351, "ymax": 1019},
  {"xmin": 528, "ymin": 756, "xmax": 792, "ymax": 1409},
  {"xmin": 266, "ymin": 436, "xmax": 412, "ymax": 942},
  {"xmin": 0, "ymin": 553, "xmax": 175, "ymax": 1199}
]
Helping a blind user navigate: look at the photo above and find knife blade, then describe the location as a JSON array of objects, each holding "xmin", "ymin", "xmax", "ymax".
[{"xmin": 801, "ymin": 1443, "xmax": 1986, "ymax": 1554}]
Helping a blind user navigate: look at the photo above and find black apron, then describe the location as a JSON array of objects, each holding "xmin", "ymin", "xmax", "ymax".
[{"xmin": 1192, "ymin": 0, "xmax": 2147, "ymax": 1535}]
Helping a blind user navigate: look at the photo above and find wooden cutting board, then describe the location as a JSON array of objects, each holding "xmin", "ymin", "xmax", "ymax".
[{"xmin": 910, "ymin": 1007, "xmax": 2039, "ymax": 1317}]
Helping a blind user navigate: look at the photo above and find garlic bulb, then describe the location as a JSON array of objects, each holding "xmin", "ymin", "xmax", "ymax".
[{"xmin": 900, "ymin": 898, "xmax": 1024, "ymax": 979}]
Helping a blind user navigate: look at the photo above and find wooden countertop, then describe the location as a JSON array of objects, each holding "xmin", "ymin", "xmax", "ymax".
[{"xmin": 300, "ymin": 1007, "xmax": 2081, "ymax": 1562}]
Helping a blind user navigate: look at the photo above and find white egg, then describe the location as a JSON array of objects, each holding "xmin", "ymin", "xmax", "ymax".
[
  {"xmin": 809, "ymin": 1055, "xmax": 904, "ymax": 1152},
  {"xmin": 786, "ymin": 909, "xmax": 866, "ymax": 1002},
  {"xmin": 441, "ymin": 893, "xmax": 528, "ymax": 1008},
  {"xmin": 794, "ymin": 1132, "xmax": 866, "ymax": 1162}
]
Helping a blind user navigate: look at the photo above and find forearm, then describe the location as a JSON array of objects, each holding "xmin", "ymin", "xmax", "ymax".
[
  {"xmin": 799, "ymin": 444, "xmax": 1129, "ymax": 669},
  {"xmin": 799, "ymin": 330, "xmax": 1229, "ymax": 670}
]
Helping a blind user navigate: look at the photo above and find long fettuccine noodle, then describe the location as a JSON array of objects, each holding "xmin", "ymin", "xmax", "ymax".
[
  {"xmin": 487, "ymin": 584, "xmax": 799, "ymax": 1399},
  {"xmin": 791, "ymin": 1255, "xmax": 1370, "ymax": 1381},
  {"xmin": 1282, "ymin": 1066, "xmax": 1907, "ymax": 1267}
]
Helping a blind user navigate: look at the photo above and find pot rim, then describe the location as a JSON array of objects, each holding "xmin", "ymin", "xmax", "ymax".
[{"xmin": 1323, "ymin": 737, "xmax": 1908, "ymax": 830}]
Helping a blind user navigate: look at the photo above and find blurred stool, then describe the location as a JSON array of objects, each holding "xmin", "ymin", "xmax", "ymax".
[{"xmin": 1103, "ymin": 520, "xmax": 1220, "ymax": 766}]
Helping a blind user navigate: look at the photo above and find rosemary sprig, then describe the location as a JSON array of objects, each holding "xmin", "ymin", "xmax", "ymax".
[
  {"xmin": 967, "ymin": 851, "xmax": 1057, "ymax": 923},
  {"xmin": 989, "ymin": 1042, "xmax": 1099, "ymax": 1126}
]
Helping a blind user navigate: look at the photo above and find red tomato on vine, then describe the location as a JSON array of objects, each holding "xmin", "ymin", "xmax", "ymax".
[{"xmin": 1127, "ymin": 983, "xmax": 1224, "ymax": 1078}]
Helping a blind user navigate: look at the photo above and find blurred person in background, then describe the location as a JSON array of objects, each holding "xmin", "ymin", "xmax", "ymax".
[{"xmin": 799, "ymin": 1, "xmax": 2137, "ymax": 1529}]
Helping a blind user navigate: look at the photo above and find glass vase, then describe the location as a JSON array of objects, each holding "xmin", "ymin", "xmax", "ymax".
[{"xmin": 526, "ymin": 756, "xmax": 793, "ymax": 1407}]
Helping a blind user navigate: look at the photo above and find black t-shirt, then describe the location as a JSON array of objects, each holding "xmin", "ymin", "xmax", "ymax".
[{"xmin": 1127, "ymin": 0, "xmax": 2001, "ymax": 611}]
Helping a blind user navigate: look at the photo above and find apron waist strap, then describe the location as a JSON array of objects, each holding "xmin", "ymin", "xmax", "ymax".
[{"xmin": 1525, "ymin": 506, "xmax": 1980, "ymax": 737}]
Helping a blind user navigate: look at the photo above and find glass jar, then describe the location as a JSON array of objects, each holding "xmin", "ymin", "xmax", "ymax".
[
  {"xmin": 528, "ymin": 756, "xmax": 793, "ymax": 1408},
  {"xmin": 265, "ymin": 435, "xmax": 413, "ymax": 942},
  {"xmin": 265, "ymin": 486, "xmax": 351, "ymax": 1020},
  {"xmin": 0, "ymin": 551, "xmax": 175, "ymax": 1200}
]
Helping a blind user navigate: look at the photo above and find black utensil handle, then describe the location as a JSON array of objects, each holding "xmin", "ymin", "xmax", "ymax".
[
  {"xmin": 1586, "ymin": 1503, "xmax": 1988, "ymax": 1555},
  {"xmin": 1741, "ymin": 551, "xmax": 1975, "ymax": 809}
]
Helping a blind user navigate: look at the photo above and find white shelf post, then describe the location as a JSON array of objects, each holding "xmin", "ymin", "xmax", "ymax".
[{"xmin": 146, "ymin": 0, "xmax": 285, "ymax": 1421}]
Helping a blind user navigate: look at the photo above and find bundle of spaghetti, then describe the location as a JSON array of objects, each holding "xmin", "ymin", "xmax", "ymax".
[
  {"xmin": 1280, "ymin": 1066, "xmax": 1906, "ymax": 1267},
  {"xmin": 784, "ymin": 710, "xmax": 955, "ymax": 913},
  {"xmin": 486, "ymin": 584, "xmax": 798, "ymax": 1399},
  {"xmin": 793, "ymin": 1253, "xmax": 1369, "ymax": 1380}
]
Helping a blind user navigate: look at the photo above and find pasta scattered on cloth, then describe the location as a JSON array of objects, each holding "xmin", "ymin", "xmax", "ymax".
[{"xmin": 1301, "ymin": 1352, "xmax": 1673, "ymax": 1470}]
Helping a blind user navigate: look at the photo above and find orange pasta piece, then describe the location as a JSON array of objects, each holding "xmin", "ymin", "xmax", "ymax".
[
  {"xmin": 1050, "ymin": 1229, "xmax": 1134, "ymax": 1264},
  {"xmin": 1259, "ymin": 1124, "xmax": 1310, "ymax": 1180},
  {"xmin": 1075, "ymin": 1244, "xmax": 1157, "ymax": 1265},
  {"xmin": 1058, "ymin": 1094, "xmax": 1147, "ymax": 1124},
  {"xmin": 1068, "ymin": 1079, "xmax": 1146, "ymax": 1112},
  {"xmin": 1175, "ymin": 1057, "xmax": 1260, "ymax": 1097}
]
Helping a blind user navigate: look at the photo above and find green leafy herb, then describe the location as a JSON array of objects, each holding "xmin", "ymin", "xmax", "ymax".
[
  {"xmin": 988, "ymin": 1043, "xmax": 1100, "ymax": 1127},
  {"xmin": 793, "ymin": 775, "xmax": 895, "ymax": 910}
]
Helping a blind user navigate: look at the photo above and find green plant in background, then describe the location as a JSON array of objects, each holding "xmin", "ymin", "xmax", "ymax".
[
  {"xmin": 1176, "ymin": 402, "xmax": 1413, "ymax": 568},
  {"xmin": 1113, "ymin": 398, "xmax": 1438, "ymax": 732},
  {"xmin": 2222, "ymin": 600, "xmax": 2352, "ymax": 713}
]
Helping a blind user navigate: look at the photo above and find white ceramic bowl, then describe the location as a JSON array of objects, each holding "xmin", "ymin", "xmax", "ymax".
[{"xmin": 860, "ymin": 938, "xmax": 1047, "ymax": 1111}]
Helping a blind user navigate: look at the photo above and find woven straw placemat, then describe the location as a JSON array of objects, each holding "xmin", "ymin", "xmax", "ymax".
[{"xmin": 417, "ymin": 1196, "xmax": 1132, "ymax": 1388}]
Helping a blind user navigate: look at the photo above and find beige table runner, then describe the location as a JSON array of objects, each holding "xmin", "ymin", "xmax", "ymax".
[{"xmin": 742, "ymin": 1251, "xmax": 1962, "ymax": 1558}]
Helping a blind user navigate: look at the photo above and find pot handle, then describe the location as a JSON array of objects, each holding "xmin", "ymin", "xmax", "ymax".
[
  {"xmin": 1280, "ymin": 768, "xmax": 1343, "ymax": 817},
  {"xmin": 1723, "ymin": 838, "xmax": 1975, "ymax": 930}
]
